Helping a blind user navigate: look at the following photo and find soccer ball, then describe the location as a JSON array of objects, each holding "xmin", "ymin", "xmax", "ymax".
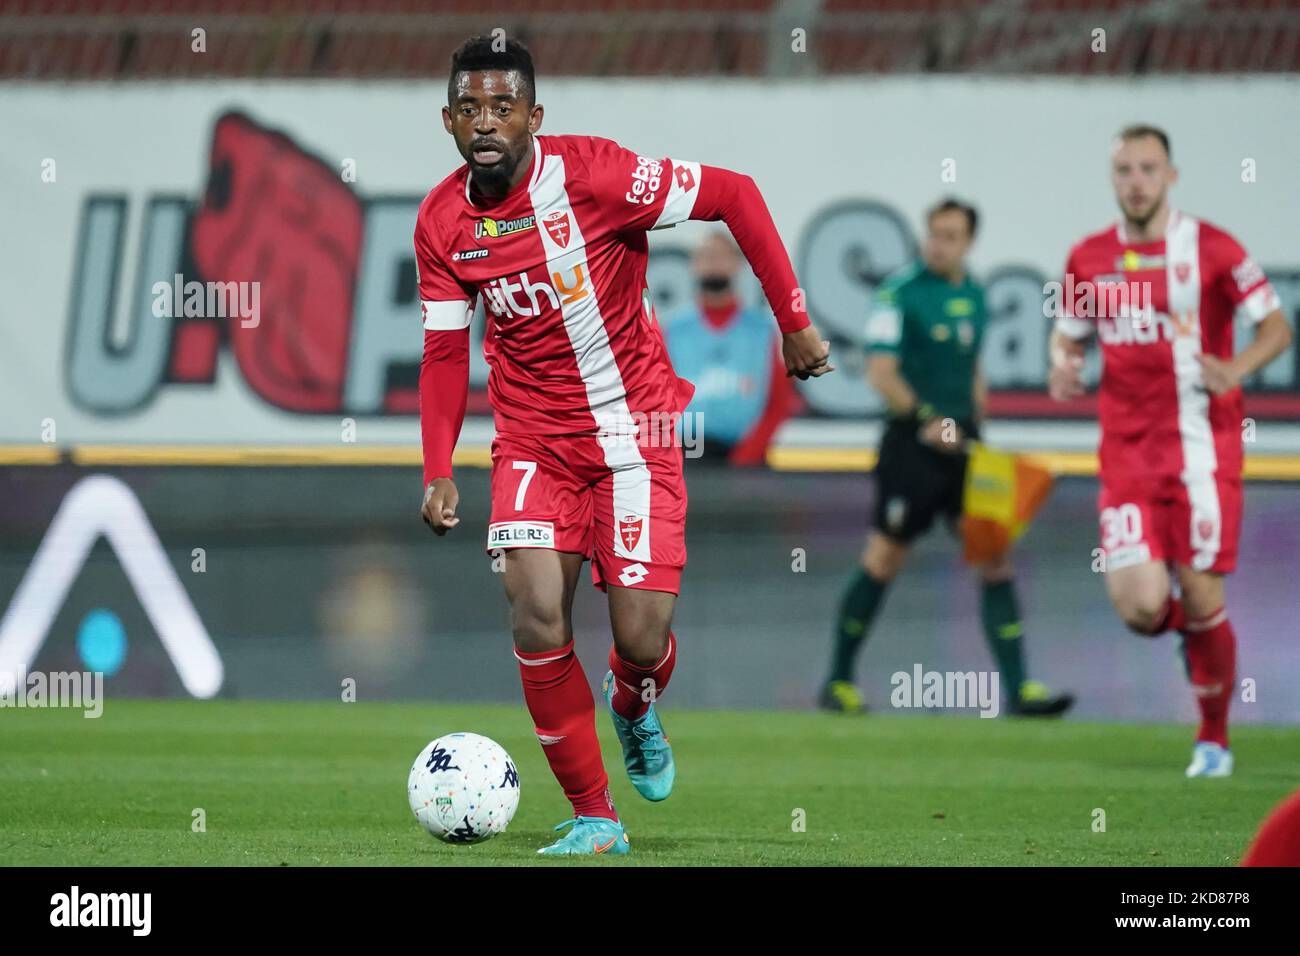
[{"xmin": 407, "ymin": 732, "xmax": 520, "ymax": 844}]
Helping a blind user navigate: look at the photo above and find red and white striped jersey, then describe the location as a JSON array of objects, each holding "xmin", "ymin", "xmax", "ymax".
[
  {"xmin": 414, "ymin": 134, "xmax": 805, "ymax": 443},
  {"xmin": 1055, "ymin": 211, "xmax": 1281, "ymax": 481}
]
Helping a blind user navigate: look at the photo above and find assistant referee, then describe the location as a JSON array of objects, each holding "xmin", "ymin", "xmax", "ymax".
[{"xmin": 820, "ymin": 198, "xmax": 1073, "ymax": 717}]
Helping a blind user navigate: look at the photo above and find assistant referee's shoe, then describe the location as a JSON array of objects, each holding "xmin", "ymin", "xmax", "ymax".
[
  {"xmin": 1008, "ymin": 680, "xmax": 1075, "ymax": 717},
  {"xmin": 819, "ymin": 680, "xmax": 867, "ymax": 714}
]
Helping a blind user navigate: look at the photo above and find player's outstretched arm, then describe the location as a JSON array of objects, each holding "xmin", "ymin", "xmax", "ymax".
[
  {"xmin": 687, "ymin": 165, "xmax": 833, "ymax": 380},
  {"xmin": 590, "ymin": 139, "xmax": 831, "ymax": 377},
  {"xmin": 418, "ymin": 326, "xmax": 468, "ymax": 535},
  {"xmin": 1198, "ymin": 310, "xmax": 1292, "ymax": 395}
]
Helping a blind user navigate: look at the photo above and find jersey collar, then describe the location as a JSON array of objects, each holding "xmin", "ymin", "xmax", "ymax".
[
  {"xmin": 1116, "ymin": 207, "xmax": 1181, "ymax": 244},
  {"xmin": 464, "ymin": 134, "xmax": 542, "ymax": 208}
]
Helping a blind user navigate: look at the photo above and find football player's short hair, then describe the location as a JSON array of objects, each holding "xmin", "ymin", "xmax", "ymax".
[
  {"xmin": 448, "ymin": 35, "xmax": 536, "ymax": 106},
  {"xmin": 927, "ymin": 197, "xmax": 979, "ymax": 239},
  {"xmin": 1117, "ymin": 124, "xmax": 1172, "ymax": 160}
]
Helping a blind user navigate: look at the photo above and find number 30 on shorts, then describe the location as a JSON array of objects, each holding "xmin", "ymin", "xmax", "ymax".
[
  {"xmin": 1100, "ymin": 503, "xmax": 1143, "ymax": 550},
  {"xmin": 512, "ymin": 461, "xmax": 537, "ymax": 511}
]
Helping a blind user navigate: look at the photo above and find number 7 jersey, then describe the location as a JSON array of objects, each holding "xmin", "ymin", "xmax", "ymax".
[{"xmin": 414, "ymin": 133, "xmax": 805, "ymax": 441}]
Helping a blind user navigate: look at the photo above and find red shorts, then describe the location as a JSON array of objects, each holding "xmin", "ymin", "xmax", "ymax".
[
  {"xmin": 486, "ymin": 430, "xmax": 688, "ymax": 594},
  {"xmin": 1097, "ymin": 472, "xmax": 1242, "ymax": 574}
]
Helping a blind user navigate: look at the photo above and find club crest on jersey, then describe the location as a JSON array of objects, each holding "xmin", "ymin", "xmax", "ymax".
[
  {"xmin": 475, "ymin": 214, "xmax": 536, "ymax": 240},
  {"xmin": 618, "ymin": 515, "xmax": 644, "ymax": 552},
  {"xmin": 543, "ymin": 210, "xmax": 572, "ymax": 248},
  {"xmin": 1174, "ymin": 262, "xmax": 1191, "ymax": 283}
]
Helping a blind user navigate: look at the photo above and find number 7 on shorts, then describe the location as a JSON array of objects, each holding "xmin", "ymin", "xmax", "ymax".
[{"xmin": 512, "ymin": 460, "xmax": 537, "ymax": 512}]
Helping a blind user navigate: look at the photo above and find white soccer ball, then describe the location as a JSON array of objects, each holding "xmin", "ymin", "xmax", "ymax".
[{"xmin": 408, "ymin": 732, "xmax": 520, "ymax": 844}]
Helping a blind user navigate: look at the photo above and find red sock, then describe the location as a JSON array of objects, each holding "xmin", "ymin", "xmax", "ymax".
[
  {"xmin": 516, "ymin": 641, "xmax": 616, "ymax": 821},
  {"xmin": 607, "ymin": 632, "xmax": 677, "ymax": 721},
  {"xmin": 1156, "ymin": 595, "xmax": 1185, "ymax": 634},
  {"xmin": 1179, "ymin": 608, "xmax": 1236, "ymax": 748}
]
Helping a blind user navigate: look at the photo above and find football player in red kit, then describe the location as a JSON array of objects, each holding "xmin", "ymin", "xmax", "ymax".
[
  {"xmin": 1049, "ymin": 125, "xmax": 1291, "ymax": 777},
  {"xmin": 416, "ymin": 36, "xmax": 833, "ymax": 854}
]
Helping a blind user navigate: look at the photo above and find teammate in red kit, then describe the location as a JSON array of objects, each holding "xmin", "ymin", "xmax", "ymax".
[
  {"xmin": 1049, "ymin": 125, "xmax": 1291, "ymax": 777},
  {"xmin": 415, "ymin": 36, "xmax": 833, "ymax": 854}
]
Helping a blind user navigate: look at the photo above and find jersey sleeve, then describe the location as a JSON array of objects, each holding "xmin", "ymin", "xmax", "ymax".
[
  {"xmin": 587, "ymin": 138, "xmax": 808, "ymax": 333},
  {"xmin": 1210, "ymin": 230, "xmax": 1281, "ymax": 326},
  {"xmin": 414, "ymin": 213, "xmax": 476, "ymax": 331},
  {"xmin": 1053, "ymin": 245, "xmax": 1094, "ymax": 341},
  {"xmin": 864, "ymin": 285, "xmax": 904, "ymax": 354},
  {"xmin": 585, "ymin": 137, "xmax": 701, "ymax": 233},
  {"xmin": 413, "ymin": 207, "xmax": 472, "ymax": 484}
]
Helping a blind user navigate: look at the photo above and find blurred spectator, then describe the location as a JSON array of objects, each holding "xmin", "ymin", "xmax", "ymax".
[{"xmin": 661, "ymin": 231, "xmax": 802, "ymax": 465}]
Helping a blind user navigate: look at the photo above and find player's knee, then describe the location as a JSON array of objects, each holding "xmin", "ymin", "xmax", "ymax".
[
  {"xmin": 976, "ymin": 555, "xmax": 1014, "ymax": 584},
  {"xmin": 616, "ymin": 626, "xmax": 670, "ymax": 668},
  {"xmin": 610, "ymin": 609, "xmax": 672, "ymax": 667},
  {"xmin": 509, "ymin": 599, "xmax": 569, "ymax": 652},
  {"xmin": 862, "ymin": 536, "xmax": 908, "ymax": 581},
  {"xmin": 1116, "ymin": 597, "xmax": 1167, "ymax": 637}
]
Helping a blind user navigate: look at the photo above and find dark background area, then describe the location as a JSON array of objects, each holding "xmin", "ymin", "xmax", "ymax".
[{"xmin": 1, "ymin": 462, "xmax": 1296, "ymax": 723}]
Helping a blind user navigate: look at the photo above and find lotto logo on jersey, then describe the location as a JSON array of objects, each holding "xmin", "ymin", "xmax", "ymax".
[
  {"xmin": 618, "ymin": 563, "xmax": 649, "ymax": 587},
  {"xmin": 626, "ymin": 155, "xmax": 664, "ymax": 206},
  {"xmin": 480, "ymin": 265, "xmax": 589, "ymax": 319},
  {"xmin": 488, "ymin": 521, "xmax": 556, "ymax": 549},
  {"xmin": 451, "ymin": 248, "xmax": 489, "ymax": 261}
]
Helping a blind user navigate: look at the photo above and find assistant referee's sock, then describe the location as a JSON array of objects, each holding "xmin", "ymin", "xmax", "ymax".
[
  {"xmin": 828, "ymin": 569, "xmax": 889, "ymax": 683},
  {"xmin": 981, "ymin": 579, "xmax": 1026, "ymax": 699}
]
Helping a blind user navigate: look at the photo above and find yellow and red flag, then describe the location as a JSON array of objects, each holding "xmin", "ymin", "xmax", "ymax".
[{"xmin": 960, "ymin": 444, "xmax": 1055, "ymax": 564}]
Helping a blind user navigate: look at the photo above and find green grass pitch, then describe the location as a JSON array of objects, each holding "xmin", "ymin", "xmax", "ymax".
[{"xmin": 2, "ymin": 700, "xmax": 1294, "ymax": 866}]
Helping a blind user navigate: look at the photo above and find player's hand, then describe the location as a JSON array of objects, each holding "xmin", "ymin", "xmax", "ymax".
[
  {"xmin": 1048, "ymin": 354, "xmax": 1085, "ymax": 401},
  {"xmin": 919, "ymin": 416, "xmax": 964, "ymax": 453},
  {"xmin": 1196, "ymin": 354, "xmax": 1242, "ymax": 395},
  {"xmin": 783, "ymin": 325, "xmax": 835, "ymax": 380},
  {"xmin": 421, "ymin": 477, "xmax": 460, "ymax": 536}
]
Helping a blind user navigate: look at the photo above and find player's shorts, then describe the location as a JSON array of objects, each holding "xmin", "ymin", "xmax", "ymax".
[
  {"xmin": 1097, "ymin": 472, "xmax": 1242, "ymax": 574},
  {"xmin": 872, "ymin": 417, "xmax": 978, "ymax": 544},
  {"xmin": 486, "ymin": 428, "xmax": 687, "ymax": 594}
]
